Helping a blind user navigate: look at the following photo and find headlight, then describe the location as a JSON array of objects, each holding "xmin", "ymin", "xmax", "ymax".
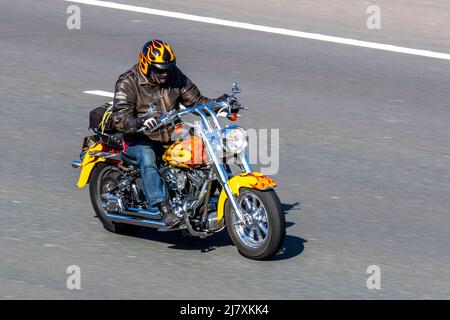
[{"xmin": 222, "ymin": 126, "xmax": 247, "ymax": 154}]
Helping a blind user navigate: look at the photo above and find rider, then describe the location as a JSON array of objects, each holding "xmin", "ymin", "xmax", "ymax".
[{"xmin": 112, "ymin": 39, "xmax": 228, "ymax": 228}]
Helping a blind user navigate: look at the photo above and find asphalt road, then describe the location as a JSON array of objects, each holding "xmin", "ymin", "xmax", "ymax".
[{"xmin": 1, "ymin": 0, "xmax": 449, "ymax": 299}]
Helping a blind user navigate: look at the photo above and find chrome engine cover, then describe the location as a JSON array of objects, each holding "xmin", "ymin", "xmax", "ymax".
[
  {"xmin": 207, "ymin": 211, "xmax": 225, "ymax": 232},
  {"xmin": 163, "ymin": 168, "xmax": 187, "ymax": 191},
  {"xmin": 100, "ymin": 193, "xmax": 125, "ymax": 213}
]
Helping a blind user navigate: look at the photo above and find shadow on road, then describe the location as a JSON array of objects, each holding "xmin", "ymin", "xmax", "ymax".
[
  {"xmin": 281, "ymin": 201, "xmax": 301, "ymax": 229},
  {"xmin": 117, "ymin": 200, "xmax": 305, "ymax": 260},
  {"xmin": 281, "ymin": 202, "xmax": 301, "ymax": 215},
  {"xmin": 269, "ymin": 235, "xmax": 307, "ymax": 261},
  {"xmin": 128, "ymin": 227, "xmax": 232, "ymax": 254},
  {"xmin": 128, "ymin": 228, "xmax": 306, "ymax": 260}
]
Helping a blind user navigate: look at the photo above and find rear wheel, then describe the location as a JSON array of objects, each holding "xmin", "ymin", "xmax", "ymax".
[
  {"xmin": 225, "ymin": 188, "xmax": 285, "ymax": 260},
  {"xmin": 89, "ymin": 163, "xmax": 135, "ymax": 234}
]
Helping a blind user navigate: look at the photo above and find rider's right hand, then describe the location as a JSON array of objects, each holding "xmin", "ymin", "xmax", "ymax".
[{"xmin": 143, "ymin": 117, "xmax": 159, "ymax": 130}]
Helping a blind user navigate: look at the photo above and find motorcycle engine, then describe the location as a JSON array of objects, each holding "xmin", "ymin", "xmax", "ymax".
[{"xmin": 164, "ymin": 169, "xmax": 187, "ymax": 191}]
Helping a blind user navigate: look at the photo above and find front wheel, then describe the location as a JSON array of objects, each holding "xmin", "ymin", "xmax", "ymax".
[{"xmin": 224, "ymin": 188, "xmax": 285, "ymax": 260}]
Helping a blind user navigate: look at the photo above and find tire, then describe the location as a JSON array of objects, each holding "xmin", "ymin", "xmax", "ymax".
[
  {"xmin": 89, "ymin": 163, "xmax": 135, "ymax": 234},
  {"xmin": 225, "ymin": 188, "xmax": 286, "ymax": 260}
]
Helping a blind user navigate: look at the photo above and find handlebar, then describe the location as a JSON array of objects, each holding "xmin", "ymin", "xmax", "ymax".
[
  {"xmin": 136, "ymin": 115, "xmax": 171, "ymax": 134},
  {"xmin": 136, "ymin": 82, "xmax": 247, "ymax": 134}
]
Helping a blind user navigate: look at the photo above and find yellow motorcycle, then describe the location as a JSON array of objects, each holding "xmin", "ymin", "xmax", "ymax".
[{"xmin": 72, "ymin": 83, "xmax": 285, "ymax": 260}]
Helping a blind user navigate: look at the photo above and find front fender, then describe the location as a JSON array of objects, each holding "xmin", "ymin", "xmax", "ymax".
[
  {"xmin": 76, "ymin": 143, "xmax": 106, "ymax": 189},
  {"xmin": 217, "ymin": 172, "xmax": 277, "ymax": 221}
]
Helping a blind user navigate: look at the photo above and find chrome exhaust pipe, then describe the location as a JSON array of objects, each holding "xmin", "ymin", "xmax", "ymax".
[
  {"xmin": 191, "ymin": 179, "xmax": 211, "ymax": 211},
  {"xmin": 71, "ymin": 160, "xmax": 81, "ymax": 168},
  {"xmin": 105, "ymin": 212, "xmax": 167, "ymax": 229},
  {"xmin": 122, "ymin": 207, "xmax": 162, "ymax": 220},
  {"xmin": 182, "ymin": 179, "xmax": 212, "ymax": 238},
  {"xmin": 101, "ymin": 194, "xmax": 161, "ymax": 220}
]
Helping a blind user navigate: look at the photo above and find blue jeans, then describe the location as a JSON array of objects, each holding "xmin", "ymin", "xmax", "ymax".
[{"xmin": 125, "ymin": 140, "xmax": 166, "ymax": 207}]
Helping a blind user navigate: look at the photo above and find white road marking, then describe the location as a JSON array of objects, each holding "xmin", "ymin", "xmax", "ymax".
[
  {"xmin": 84, "ymin": 90, "xmax": 114, "ymax": 98},
  {"xmin": 66, "ymin": 0, "xmax": 450, "ymax": 61}
]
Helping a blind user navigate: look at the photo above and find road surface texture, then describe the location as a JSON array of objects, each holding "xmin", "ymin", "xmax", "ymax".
[{"xmin": 0, "ymin": 0, "xmax": 449, "ymax": 299}]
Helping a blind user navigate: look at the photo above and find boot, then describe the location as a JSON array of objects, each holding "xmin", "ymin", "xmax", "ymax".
[{"xmin": 158, "ymin": 201, "xmax": 182, "ymax": 228}]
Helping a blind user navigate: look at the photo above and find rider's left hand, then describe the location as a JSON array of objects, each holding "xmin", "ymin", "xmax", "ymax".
[
  {"xmin": 215, "ymin": 93, "xmax": 229, "ymax": 102},
  {"xmin": 216, "ymin": 94, "xmax": 240, "ymax": 113}
]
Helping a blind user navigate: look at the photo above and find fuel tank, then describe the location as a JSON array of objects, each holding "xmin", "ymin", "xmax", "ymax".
[{"xmin": 162, "ymin": 135, "xmax": 209, "ymax": 168}]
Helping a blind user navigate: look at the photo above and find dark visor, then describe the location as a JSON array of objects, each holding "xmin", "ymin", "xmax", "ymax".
[{"xmin": 152, "ymin": 60, "xmax": 176, "ymax": 71}]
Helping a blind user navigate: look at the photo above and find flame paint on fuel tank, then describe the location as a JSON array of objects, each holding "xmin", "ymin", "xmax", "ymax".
[{"xmin": 162, "ymin": 135, "xmax": 209, "ymax": 168}]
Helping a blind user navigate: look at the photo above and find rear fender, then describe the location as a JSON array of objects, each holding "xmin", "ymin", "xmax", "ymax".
[
  {"xmin": 76, "ymin": 143, "xmax": 106, "ymax": 189},
  {"xmin": 217, "ymin": 172, "xmax": 277, "ymax": 221}
]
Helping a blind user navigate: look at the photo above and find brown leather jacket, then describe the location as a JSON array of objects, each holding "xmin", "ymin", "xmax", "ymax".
[{"xmin": 112, "ymin": 64, "xmax": 215, "ymax": 143}]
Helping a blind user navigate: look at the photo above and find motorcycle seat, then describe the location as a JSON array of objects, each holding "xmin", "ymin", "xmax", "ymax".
[{"xmin": 120, "ymin": 152, "xmax": 140, "ymax": 168}]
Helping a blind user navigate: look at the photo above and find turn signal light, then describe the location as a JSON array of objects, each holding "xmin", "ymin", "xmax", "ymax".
[{"xmin": 227, "ymin": 113, "xmax": 238, "ymax": 121}]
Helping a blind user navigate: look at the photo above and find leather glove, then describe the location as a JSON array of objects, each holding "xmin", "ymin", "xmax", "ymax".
[
  {"xmin": 216, "ymin": 93, "xmax": 230, "ymax": 102},
  {"xmin": 143, "ymin": 116, "xmax": 160, "ymax": 130},
  {"xmin": 216, "ymin": 94, "xmax": 240, "ymax": 113}
]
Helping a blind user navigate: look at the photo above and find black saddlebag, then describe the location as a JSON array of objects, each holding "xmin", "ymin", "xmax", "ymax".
[{"xmin": 89, "ymin": 102, "xmax": 116, "ymax": 134}]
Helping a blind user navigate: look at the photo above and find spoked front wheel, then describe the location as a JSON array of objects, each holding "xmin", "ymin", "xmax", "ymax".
[{"xmin": 225, "ymin": 188, "xmax": 285, "ymax": 260}]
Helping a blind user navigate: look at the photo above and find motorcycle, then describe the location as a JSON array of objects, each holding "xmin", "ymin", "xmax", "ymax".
[{"xmin": 72, "ymin": 83, "xmax": 285, "ymax": 260}]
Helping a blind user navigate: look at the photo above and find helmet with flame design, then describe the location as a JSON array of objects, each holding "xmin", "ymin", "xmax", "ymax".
[{"xmin": 138, "ymin": 39, "xmax": 176, "ymax": 84}]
